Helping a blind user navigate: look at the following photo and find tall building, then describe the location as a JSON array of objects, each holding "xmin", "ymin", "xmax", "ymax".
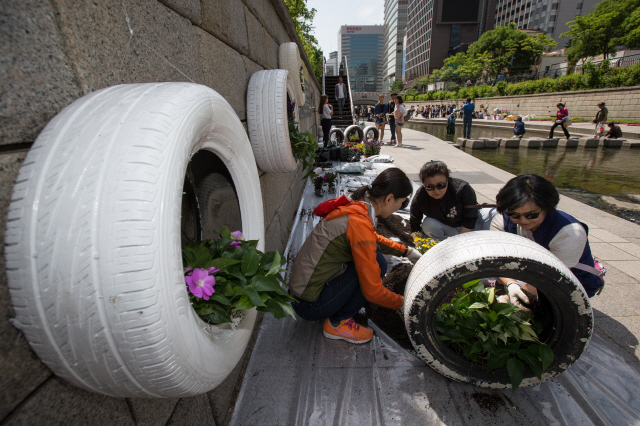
[
  {"xmin": 382, "ymin": 0, "xmax": 409, "ymax": 92},
  {"xmin": 338, "ymin": 25, "xmax": 385, "ymax": 92},
  {"xmin": 494, "ymin": 0, "xmax": 600, "ymax": 48},
  {"xmin": 404, "ymin": 0, "xmax": 496, "ymax": 83},
  {"xmin": 325, "ymin": 51, "xmax": 338, "ymax": 76}
]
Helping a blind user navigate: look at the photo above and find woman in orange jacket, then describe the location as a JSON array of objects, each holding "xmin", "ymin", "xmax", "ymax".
[{"xmin": 289, "ymin": 168, "xmax": 422, "ymax": 344}]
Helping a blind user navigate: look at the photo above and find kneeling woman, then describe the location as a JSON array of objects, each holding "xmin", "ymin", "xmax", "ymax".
[
  {"xmin": 491, "ymin": 174, "xmax": 603, "ymax": 302},
  {"xmin": 289, "ymin": 168, "xmax": 421, "ymax": 344},
  {"xmin": 410, "ymin": 160, "xmax": 495, "ymax": 240}
]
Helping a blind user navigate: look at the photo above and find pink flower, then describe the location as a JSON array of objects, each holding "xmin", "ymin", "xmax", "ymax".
[
  {"xmin": 207, "ymin": 267, "xmax": 220, "ymax": 274},
  {"xmin": 185, "ymin": 268, "xmax": 215, "ymax": 300},
  {"xmin": 183, "ymin": 266, "xmax": 192, "ymax": 273},
  {"xmin": 229, "ymin": 230, "xmax": 244, "ymax": 248},
  {"xmin": 323, "ymin": 174, "xmax": 328, "ymax": 179}
]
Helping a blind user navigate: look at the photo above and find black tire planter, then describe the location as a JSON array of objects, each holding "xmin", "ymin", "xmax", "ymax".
[{"xmin": 404, "ymin": 231, "xmax": 593, "ymax": 389}]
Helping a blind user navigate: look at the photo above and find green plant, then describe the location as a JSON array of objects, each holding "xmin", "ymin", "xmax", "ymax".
[
  {"xmin": 324, "ymin": 172, "xmax": 337, "ymax": 188},
  {"xmin": 288, "ymin": 119, "xmax": 318, "ymax": 179},
  {"xmin": 182, "ymin": 227, "xmax": 295, "ymax": 324},
  {"xmin": 435, "ymin": 280, "xmax": 555, "ymax": 390}
]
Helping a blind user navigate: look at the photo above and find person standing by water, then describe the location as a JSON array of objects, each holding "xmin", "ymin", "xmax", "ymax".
[
  {"xmin": 548, "ymin": 103, "xmax": 571, "ymax": 140},
  {"xmin": 374, "ymin": 95, "xmax": 388, "ymax": 143},
  {"xmin": 393, "ymin": 95, "xmax": 407, "ymax": 148},
  {"xmin": 334, "ymin": 77, "xmax": 347, "ymax": 118},
  {"xmin": 318, "ymin": 95, "xmax": 333, "ymax": 146},
  {"xmin": 592, "ymin": 102, "xmax": 608, "ymax": 137},
  {"xmin": 387, "ymin": 93, "xmax": 398, "ymax": 145},
  {"xmin": 461, "ymin": 98, "xmax": 474, "ymax": 138}
]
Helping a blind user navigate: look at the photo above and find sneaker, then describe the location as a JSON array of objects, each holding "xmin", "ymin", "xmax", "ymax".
[
  {"xmin": 323, "ymin": 318, "xmax": 373, "ymax": 344},
  {"xmin": 393, "ymin": 144, "xmax": 403, "ymax": 148}
]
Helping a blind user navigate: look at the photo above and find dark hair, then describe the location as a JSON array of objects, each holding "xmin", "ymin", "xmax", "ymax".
[
  {"xmin": 608, "ymin": 122, "xmax": 616, "ymax": 127},
  {"xmin": 557, "ymin": 103, "xmax": 564, "ymax": 108},
  {"xmin": 350, "ymin": 168, "xmax": 413, "ymax": 203},
  {"xmin": 419, "ymin": 160, "xmax": 450, "ymax": 182},
  {"xmin": 318, "ymin": 95, "xmax": 328, "ymax": 115},
  {"xmin": 598, "ymin": 102, "xmax": 606, "ymax": 106},
  {"xmin": 496, "ymin": 174, "xmax": 559, "ymax": 214},
  {"xmin": 390, "ymin": 92, "xmax": 398, "ymax": 96},
  {"xmin": 396, "ymin": 95, "xmax": 404, "ymax": 104},
  {"xmin": 466, "ymin": 98, "xmax": 471, "ymax": 103}
]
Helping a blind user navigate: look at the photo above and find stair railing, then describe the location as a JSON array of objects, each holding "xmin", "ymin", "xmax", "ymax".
[
  {"xmin": 322, "ymin": 56, "xmax": 326, "ymax": 96},
  {"xmin": 343, "ymin": 56, "xmax": 356, "ymax": 126}
]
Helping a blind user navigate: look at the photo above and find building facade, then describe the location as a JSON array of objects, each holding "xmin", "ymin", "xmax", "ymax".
[
  {"xmin": 404, "ymin": 0, "xmax": 496, "ymax": 83},
  {"xmin": 338, "ymin": 25, "xmax": 385, "ymax": 92},
  {"xmin": 382, "ymin": 0, "xmax": 408, "ymax": 92},
  {"xmin": 494, "ymin": 0, "xmax": 600, "ymax": 48},
  {"xmin": 325, "ymin": 51, "xmax": 338, "ymax": 76}
]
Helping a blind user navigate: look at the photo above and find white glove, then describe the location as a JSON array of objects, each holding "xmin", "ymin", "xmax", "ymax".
[
  {"xmin": 396, "ymin": 300, "xmax": 405, "ymax": 318},
  {"xmin": 496, "ymin": 294, "xmax": 510, "ymax": 304},
  {"xmin": 407, "ymin": 248, "xmax": 422, "ymax": 264},
  {"xmin": 506, "ymin": 282, "xmax": 530, "ymax": 307}
]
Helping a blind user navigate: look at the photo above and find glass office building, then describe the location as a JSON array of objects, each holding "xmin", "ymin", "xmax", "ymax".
[
  {"xmin": 383, "ymin": 0, "xmax": 408, "ymax": 92},
  {"xmin": 338, "ymin": 25, "xmax": 385, "ymax": 92}
]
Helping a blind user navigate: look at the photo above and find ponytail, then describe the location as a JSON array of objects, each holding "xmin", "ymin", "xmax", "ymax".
[{"xmin": 351, "ymin": 168, "xmax": 413, "ymax": 202}]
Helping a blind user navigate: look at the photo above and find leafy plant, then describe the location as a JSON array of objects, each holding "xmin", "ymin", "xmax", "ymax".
[
  {"xmin": 324, "ymin": 172, "xmax": 337, "ymax": 188},
  {"xmin": 182, "ymin": 227, "xmax": 295, "ymax": 324},
  {"xmin": 435, "ymin": 280, "xmax": 555, "ymax": 390},
  {"xmin": 413, "ymin": 233, "xmax": 439, "ymax": 254},
  {"xmin": 363, "ymin": 139, "xmax": 381, "ymax": 155},
  {"xmin": 288, "ymin": 117, "xmax": 318, "ymax": 179}
]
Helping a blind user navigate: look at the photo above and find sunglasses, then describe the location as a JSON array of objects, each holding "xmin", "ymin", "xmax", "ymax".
[
  {"xmin": 424, "ymin": 182, "xmax": 447, "ymax": 191},
  {"xmin": 506, "ymin": 210, "xmax": 542, "ymax": 220}
]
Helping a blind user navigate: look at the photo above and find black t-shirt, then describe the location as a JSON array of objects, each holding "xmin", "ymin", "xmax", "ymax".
[{"xmin": 409, "ymin": 177, "xmax": 479, "ymax": 231}]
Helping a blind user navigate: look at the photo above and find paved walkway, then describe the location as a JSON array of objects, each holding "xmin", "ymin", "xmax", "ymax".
[{"xmin": 383, "ymin": 127, "xmax": 640, "ymax": 363}]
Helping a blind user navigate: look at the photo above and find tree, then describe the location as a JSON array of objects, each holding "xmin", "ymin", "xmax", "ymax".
[
  {"xmin": 390, "ymin": 79, "xmax": 404, "ymax": 92},
  {"xmin": 285, "ymin": 0, "xmax": 323, "ymax": 88}
]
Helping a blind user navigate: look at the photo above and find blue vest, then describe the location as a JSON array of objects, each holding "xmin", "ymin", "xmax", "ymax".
[{"xmin": 502, "ymin": 210, "xmax": 601, "ymax": 297}]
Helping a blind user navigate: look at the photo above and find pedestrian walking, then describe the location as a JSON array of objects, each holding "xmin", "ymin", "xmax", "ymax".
[
  {"xmin": 318, "ymin": 94, "xmax": 333, "ymax": 146},
  {"xmin": 387, "ymin": 93, "xmax": 398, "ymax": 145},
  {"xmin": 374, "ymin": 95, "xmax": 388, "ymax": 142},
  {"xmin": 334, "ymin": 77, "xmax": 347, "ymax": 117},
  {"xmin": 548, "ymin": 103, "xmax": 570, "ymax": 140},
  {"xmin": 393, "ymin": 95, "xmax": 407, "ymax": 148},
  {"xmin": 513, "ymin": 116, "xmax": 526, "ymax": 138},
  {"xmin": 592, "ymin": 102, "xmax": 608, "ymax": 137},
  {"xmin": 461, "ymin": 98, "xmax": 474, "ymax": 138},
  {"xmin": 605, "ymin": 122, "xmax": 622, "ymax": 139}
]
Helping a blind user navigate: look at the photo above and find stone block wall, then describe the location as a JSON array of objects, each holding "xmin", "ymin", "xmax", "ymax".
[
  {"xmin": 409, "ymin": 86, "xmax": 640, "ymax": 120},
  {"xmin": 0, "ymin": 0, "xmax": 319, "ymax": 424}
]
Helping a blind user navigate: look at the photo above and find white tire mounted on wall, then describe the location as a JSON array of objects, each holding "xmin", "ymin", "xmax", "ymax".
[
  {"xmin": 344, "ymin": 125, "xmax": 364, "ymax": 143},
  {"xmin": 247, "ymin": 69, "xmax": 298, "ymax": 173},
  {"xmin": 404, "ymin": 231, "xmax": 593, "ymax": 389},
  {"xmin": 4, "ymin": 83, "xmax": 264, "ymax": 398},
  {"xmin": 279, "ymin": 42, "xmax": 305, "ymax": 106}
]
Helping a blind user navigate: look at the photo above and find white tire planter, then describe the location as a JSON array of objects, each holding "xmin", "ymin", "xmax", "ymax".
[
  {"xmin": 5, "ymin": 83, "xmax": 264, "ymax": 398},
  {"xmin": 196, "ymin": 173, "xmax": 242, "ymax": 240},
  {"xmin": 328, "ymin": 128, "xmax": 345, "ymax": 146},
  {"xmin": 247, "ymin": 69, "xmax": 298, "ymax": 173},
  {"xmin": 344, "ymin": 125, "xmax": 364, "ymax": 143},
  {"xmin": 404, "ymin": 231, "xmax": 593, "ymax": 389},
  {"xmin": 363, "ymin": 126, "xmax": 379, "ymax": 141},
  {"xmin": 278, "ymin": 42, "xmax": 305, "ymax": 106}
]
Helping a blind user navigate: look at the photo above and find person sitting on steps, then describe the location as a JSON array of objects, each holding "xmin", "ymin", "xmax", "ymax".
[
  {"xmin": 289, "ymin": 168, "xmax": 421, "ymax": 344},
  {"xmin": 513, "ymin": 116, "xmax": 526, "ymax": 138}
]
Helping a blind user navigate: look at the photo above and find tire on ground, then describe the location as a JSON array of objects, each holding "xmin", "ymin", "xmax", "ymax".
[
  {"xmin": 404, "ymin": 231, "xmax": 593, "ymax": 389},
  {"xmin": 363, "ymin": 126, "xmax": 379, "ymax": 141},
  {"xmin": 247, "ymin": 69, "xmax": 298, "ymax": 173},
  {"xmin": 328, "ymin": 128, "xmax": 345, "ymax": 146},
  {"xmin": 278, "ymin": 42, "xmax": 305, "ymax": 106},
  {"xmin": 344, "ymin": 125, "xmax": 364, "ymax": 143},
  {"xmin": 5, "ymin": 83, "xmax": 264, "ymax": 398}
]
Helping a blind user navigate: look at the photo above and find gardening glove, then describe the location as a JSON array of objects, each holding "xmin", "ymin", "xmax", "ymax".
[
  {"xmin": 496, "ymin": 294, "xmax": 511, "ymax": 304},
  {"xmin": 396, "ymin": 298, "xmax": 405, "ymax": 319},
  {"xmin": 407, "ymin": 248, "xmax": 422, "ymax": 264},
  {"xmin": 506, "ymin": 282, "xmax": 530, "ymax": 307}
]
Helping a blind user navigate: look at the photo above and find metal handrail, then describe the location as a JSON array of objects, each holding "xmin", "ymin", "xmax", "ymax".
[
  {"xmin": 322, "ymin": 56, "xmax": 326, "ymax": 95},
  {"xmin": 343, "ymin": 56, "xmax": 356, "ymax": 125}
]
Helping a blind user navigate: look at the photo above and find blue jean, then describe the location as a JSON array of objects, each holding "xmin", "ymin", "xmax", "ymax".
[
  {"xmin": 337, "ymin": 98, "xmax": 345, "ymax": 115},
  {"xmin": 388, "ymin": 117, "xmax": 396, "ymax": 141},
  {"xmin": 463, "ymin": 119, "xmax": 472, "ymax": 138},
  {"xmin": 292, "ymin": 247, "xmax": 387, "ymax": 323}
]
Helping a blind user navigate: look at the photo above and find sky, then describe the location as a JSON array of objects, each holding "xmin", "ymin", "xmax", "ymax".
[{"xmin": 307, "ymin": 0, "xmax": 385, "ymax": 55}]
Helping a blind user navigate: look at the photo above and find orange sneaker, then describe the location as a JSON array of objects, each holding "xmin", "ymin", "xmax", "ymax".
[{"xmin": 322, "ymin": 318, "xmax": 373, "ymax": 344}]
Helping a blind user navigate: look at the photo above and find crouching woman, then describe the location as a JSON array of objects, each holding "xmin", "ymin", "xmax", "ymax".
[
  {"xmin": 289, "ymin": 168, "xmax": 421, "ymax": 344},
  {"xmin": 491, "ymin": 174, "xmax": 603, "ymax": 304}
]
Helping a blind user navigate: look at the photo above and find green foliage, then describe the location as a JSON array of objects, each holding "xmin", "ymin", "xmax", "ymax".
[
  {"xmin": 390, "ymin": 79, "xmax": 404, "ymax": 92},
  {"xmin": 435, "ymin": 280, "xmax": 555, "ymax": 390},
  {"xmin": 285, "ymin": 0, "xmax": 323, "ymax": 88},
  {"xmin": 182, "ymin": 227, "xmax": 295, "ymax": 324},
  {"xmin": 288, "ymin": 119, "xmax": 318, "ymax": 179}
]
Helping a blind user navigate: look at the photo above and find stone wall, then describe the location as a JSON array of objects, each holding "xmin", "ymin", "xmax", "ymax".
[
  {"xmin": 408, "ymin": 86, "xmax": 640, "ymax": 120},
  {"xmin": 0, "ymin": 0, "xmax": 319, "ymax": 424}
]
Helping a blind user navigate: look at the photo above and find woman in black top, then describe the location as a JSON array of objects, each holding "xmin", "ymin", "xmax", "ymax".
[{"xmin": 409, "ymin": 161, "xmax": 495, "ymax": 240}]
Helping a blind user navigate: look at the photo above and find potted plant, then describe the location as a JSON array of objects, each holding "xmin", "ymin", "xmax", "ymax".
[
  {"xmin": 287, "ymin": 100, "xmax": 317, "ymax": 179},
  {"xmin": 312, "ymin": 173, "xmax": 326, "ymax": 196},
  {"xmin": 363, "ymin": 139, "xmax": 381, "ymax": 158},
  {"xmin": 325, "ymin": 172, "xmax": 338, "ymax": 194},
  {"xmin": 182, "ymin": 227, "xmax": 295, "ymax": 326}
]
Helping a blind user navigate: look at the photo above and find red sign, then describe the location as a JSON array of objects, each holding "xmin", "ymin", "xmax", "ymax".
[{"xmin": 346, "ymin": 27, "xmax": 362, "ymax": 31}]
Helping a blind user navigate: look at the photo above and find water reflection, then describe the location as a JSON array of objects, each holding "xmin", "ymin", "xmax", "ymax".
[{"xmin": 406, "ymin": 121, "xmax": 640, "ymax": 224}]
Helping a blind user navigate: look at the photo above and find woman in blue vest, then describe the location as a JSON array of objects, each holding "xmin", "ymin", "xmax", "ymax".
[{"xmin": 491, "ymin": 174, "xmax": 603, "ymax": 305}]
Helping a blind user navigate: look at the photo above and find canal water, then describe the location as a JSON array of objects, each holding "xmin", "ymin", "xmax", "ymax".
[{"xmin": 406, "ymin": 121, "xmax": 640, "ymax": 224}]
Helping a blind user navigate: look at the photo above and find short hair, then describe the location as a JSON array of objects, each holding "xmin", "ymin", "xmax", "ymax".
[
  {"xmin": 390, "ymin": 92, "xmax": 398, "ymax": 96},
  {"xmin": 466, "ymin": 98, "xmax": 472, "ymax": 103},
  {"xmin": 557, "ymin": 103, "xmax": 564, "ymax": 107},
  {"xmin": 496, "ymin": 174, "xmax": 559, "ymax": 215},
  {"xmin": 515, "ymin": 116, "xmax": 522, "ymax": 121},
  {"xmin": 608, "ymin": 122, "xmax": 616, "ymax": 127},
  {"xmin": 396, "ymin": 95, "xmax": 404, "ymax": 104},
  {"xmin": 598, "ymin": 102, "xmax": 606, "ymax": 106},
  {"xmin": 419, "ymin": 160, "xmax": 450, "ymax": 182}
]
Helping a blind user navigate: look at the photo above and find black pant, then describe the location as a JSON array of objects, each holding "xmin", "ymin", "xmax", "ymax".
[
  {"xmin": 549, "ymin": 121, "xmax": 570, "ymax": 138},
  {"xmin": 388, "ymin": 117, "xmax": 396, "ymax": 140},
  {"xmin": 321, "ymin": 118, "xmax": 332, "ymax": 144}
]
